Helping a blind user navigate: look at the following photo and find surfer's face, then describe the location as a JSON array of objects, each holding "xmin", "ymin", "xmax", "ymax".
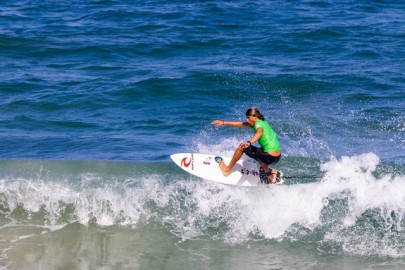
[{"xmin": 246, "ymin": 115, "xmax": 257, "ymax": 126}]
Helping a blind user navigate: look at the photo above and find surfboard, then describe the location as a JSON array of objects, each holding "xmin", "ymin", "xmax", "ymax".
[{"xmin": 170, "ymin": 153, "xmax": 283, "ymax": 187}]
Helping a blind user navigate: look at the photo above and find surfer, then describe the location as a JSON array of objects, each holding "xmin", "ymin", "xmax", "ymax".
[{"xmin": 211, "ymin": 107, "xmax": 282, "ymax": 184}]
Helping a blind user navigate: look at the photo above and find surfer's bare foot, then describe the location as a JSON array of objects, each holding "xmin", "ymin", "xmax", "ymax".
[
  {"xmin": 268, "ymin": 169, "xmax": 277, "ymax": 184},
  {"xmin": 218, "ymin": 161, "xmax": 231, "ymax": 176}
]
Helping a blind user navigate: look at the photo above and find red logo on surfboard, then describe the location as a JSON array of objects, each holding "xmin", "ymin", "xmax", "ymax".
[{"xmin": 181, "ymin": 157, "xmax": 192, "ymax": 168}]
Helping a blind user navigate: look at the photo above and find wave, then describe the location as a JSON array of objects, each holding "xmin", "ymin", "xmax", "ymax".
[{"xmin": 0, "ymin": 153, "xmax": 404, "ymax": 257}]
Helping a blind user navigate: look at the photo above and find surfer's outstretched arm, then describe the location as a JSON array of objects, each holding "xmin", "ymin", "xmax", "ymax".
[{"xmin": 211, "ymin": 120, "xmax": 249, "ymax": 128}]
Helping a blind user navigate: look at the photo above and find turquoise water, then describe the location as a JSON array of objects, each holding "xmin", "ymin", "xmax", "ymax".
[{"xmin": 0, "ymin": 0, "xmax": 404, "ymax": 269}]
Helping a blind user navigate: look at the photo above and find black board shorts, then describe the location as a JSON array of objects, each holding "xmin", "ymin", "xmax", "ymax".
[{"xmin": 243, "ymin": 145, "xmax": 281, "ymax": 165}]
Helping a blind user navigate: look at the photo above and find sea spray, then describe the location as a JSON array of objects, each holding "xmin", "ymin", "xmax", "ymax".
[{"xmin": 0, "ymin": 154, "xmax": 404, "ymax": 258}]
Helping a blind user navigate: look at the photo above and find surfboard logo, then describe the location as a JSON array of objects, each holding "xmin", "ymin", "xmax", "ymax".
[
  {"xmin": 214, "ymin": 156, "xmax": 223, "ymax": 163},
  {"xmin": 203, "ymin": 157, "xmax": 212, "ymax": 165},
  {"xmin": 241, "ymin": 168, "xmax": 259, "ymax": 176},
  {"xmin": 181, "ymin": 156, "xmax": 192, "ymax": 168}
]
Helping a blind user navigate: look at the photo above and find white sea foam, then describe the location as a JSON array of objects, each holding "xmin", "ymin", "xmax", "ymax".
[
  {"xmin": 0, "ymin": 152, "xmax": 404, "ymax": 257},
  {"xmin": 159, "ymin": 152, "xmax": 405, "ymax": 256},
  {"xmin": 0, "ymin": 175, "xmax": 146, "ymax": 228}
]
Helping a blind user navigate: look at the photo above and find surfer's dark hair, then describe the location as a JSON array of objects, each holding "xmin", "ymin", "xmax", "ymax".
[{"xmin": 246, "ymin": 107, "xmax": 265, "ymax": 120}]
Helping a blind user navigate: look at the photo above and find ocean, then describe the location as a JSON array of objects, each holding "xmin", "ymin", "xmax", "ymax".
[{"xmin": 0, "ymin": 0, "xmax": 404, "ymax": 269}]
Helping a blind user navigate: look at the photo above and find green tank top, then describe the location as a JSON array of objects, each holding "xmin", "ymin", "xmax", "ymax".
[{"xmin": 253, "ymin": 119, "xmax": 281, "ymax": 152}]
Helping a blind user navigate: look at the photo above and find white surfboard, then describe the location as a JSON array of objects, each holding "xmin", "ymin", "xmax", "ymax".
[{"xmin": 170, "ymin": 153, "xmax": 283, "ymax": 187}]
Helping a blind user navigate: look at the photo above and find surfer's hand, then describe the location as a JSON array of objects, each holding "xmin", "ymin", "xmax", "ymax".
[
  {"xmin": 211, "ymin": 120, "xmax": 224, "ymax": 126},
  {"xmin": 240, "ymin": 142, "xmax": 250, "ymax": 148}
]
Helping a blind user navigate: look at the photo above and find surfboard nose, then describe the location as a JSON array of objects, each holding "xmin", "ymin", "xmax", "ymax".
[{"xmin": 170, "ymin": 153, "xmax": 192, "ymax": 167}]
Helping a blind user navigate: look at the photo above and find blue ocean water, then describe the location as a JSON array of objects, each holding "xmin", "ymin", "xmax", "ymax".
[{"xmin": 0, "ymin": 0, "xmax": 404, "ymax": 269}]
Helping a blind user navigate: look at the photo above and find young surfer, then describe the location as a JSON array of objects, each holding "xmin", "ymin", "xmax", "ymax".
[{"xmin": 211, "ymin": 107, "xmax": 282, "ymax": 184}]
